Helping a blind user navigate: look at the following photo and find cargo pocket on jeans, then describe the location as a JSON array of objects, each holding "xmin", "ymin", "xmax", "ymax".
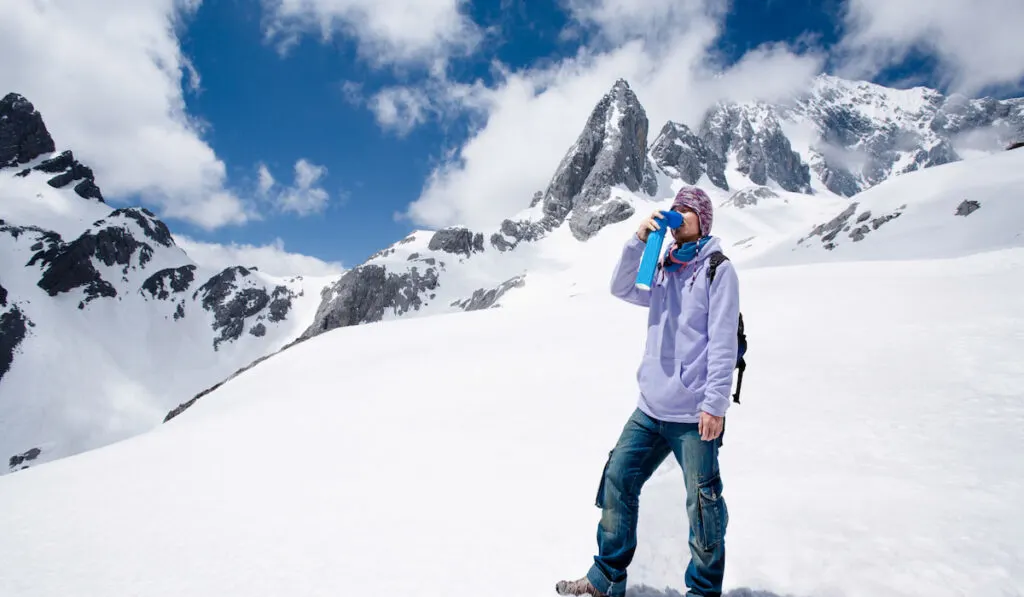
[
  {"xmin": 695, "ymin": 474, "xmax": 727, "ymax": 552},
  {"xmin": 595, "ymin": 450, "xmax": 613, "ymax": 508}
]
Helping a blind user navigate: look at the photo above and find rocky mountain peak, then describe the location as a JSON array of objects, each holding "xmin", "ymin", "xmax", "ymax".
[
  {"xmin": 652, "ymin": 100, "xmax": 812, "ymax": 194},
  {"xmin": 1, "ymin": 93, "xmax": 56, "ymax": 169},
  {"xmin": 535, "ymin": 78, "xmax": 658, "ymax": 241}
]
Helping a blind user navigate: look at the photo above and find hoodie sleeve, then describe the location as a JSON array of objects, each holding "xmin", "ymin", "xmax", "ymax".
[
  {"xmin": 702, "ymin": 260, "xmax": 740, "ymax": 417},
  {"xmin": 609, "ymin": 234, "xmax": 651, "ymax": 307}
]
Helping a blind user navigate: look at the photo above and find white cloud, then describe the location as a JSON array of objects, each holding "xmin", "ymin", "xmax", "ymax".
[
  {"xmin": 0, "ymin": 0, "xmax": 253, "ymax": 230},
  {"xmin": 257, "ymin": 163, "xmax": 276, "ymax": 196},
  {"xmin": 175, "ymin": 235, "xmax": 345, "ymax": 277},
  {"xmin": 368, "ymin": 87, "xmax": 434, "ymax": 136},
  {"xmin": 835, "ymin": 0, "xmax": 1024, "ymax": 95},
  {"xmin": 258, "ymin": 159, "xmax": 332, "ymax": 216},
  {"xmin": 261, "ymin": 0, "xmax": 482, "ymax": 70},
  {"xmin": 398, "ymin": 0, "xmax": 824, "ymax": 230}
]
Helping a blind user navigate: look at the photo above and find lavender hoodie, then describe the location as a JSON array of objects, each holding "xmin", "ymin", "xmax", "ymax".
[{"xmin": 610, "ymin": 234, "xmax": 741, "ymax": 422}]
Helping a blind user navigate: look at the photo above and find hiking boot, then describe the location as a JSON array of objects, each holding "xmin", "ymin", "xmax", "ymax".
[{"xmin": 555, "ymin": 577, "xmax": 607, "ymax": 597}]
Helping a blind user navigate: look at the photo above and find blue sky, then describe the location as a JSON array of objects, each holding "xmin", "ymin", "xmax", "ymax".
[
  {"xmin": 173, "ymin": 0, "xmax": 854, "ymax": 268},
  {"xmin": 4, "ymin": 0, "xmax": 1022, "ymax": 275}
]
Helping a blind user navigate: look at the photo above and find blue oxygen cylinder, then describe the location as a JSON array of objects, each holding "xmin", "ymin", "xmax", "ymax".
[{"xmin": 635, "ymin": 209, "xmax": 684, "ymax": 290}]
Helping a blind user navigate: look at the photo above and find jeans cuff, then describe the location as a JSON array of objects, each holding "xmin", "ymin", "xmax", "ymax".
[{"xmin": 587, "ymin": 564, "xmax": 626, "ymax": 597}]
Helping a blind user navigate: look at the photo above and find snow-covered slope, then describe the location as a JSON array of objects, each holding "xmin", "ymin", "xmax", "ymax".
[
  {"xmin": 745, "ymin": 148, "xmax": 1024, "ymax": 266},
  {"xmin": 1, "ymin": 244, "xmax": 1021, "ymax": 597},
  {"xmin": 0, "ymin": 94, "xmax": 334, "ymax": 473}
]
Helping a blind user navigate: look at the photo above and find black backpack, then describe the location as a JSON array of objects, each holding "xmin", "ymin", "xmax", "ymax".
[{"xmin": 706, "ymin": 252, "xmax": 747, "ymax": 404}]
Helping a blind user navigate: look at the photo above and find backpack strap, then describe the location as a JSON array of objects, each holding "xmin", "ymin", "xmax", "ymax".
[
  {"xmin": 706, "ymin": 251, "xmax": 728, "ymax": 286},
  {"xmin": 734, "ymin": 313, "xmax": 746, "ymax": 404},
  {"xmin": 705, "ymin": 251, "xmax": 747, "ymax": 404}
]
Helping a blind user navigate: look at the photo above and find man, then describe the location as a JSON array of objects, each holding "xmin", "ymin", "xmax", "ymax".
[{"xmin": 556, "ymin": 186, "xmax": 740, "ymax": 597}]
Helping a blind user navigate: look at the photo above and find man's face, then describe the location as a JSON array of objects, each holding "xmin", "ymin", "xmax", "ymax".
[{"xmin": 671, "ymin": 206, "xmax": 701, "ymax": 243}]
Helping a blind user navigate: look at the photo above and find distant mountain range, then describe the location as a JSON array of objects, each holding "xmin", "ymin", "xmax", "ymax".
[{"xmin": 2, "ymin": 73, "xmax": 1021, "ymax": 473}]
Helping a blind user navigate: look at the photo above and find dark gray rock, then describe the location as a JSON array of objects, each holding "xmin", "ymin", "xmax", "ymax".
[
  {"xmin": 0, "ymin": 93, "xmax": 55, "ymax": 168},
  {"xmin": 650, "ymin": 122, "xmax": 728, "ymax": 191},
  {"xmin": 301, "ymin": 264, "xmax": 439, "ymax": 337},
  {"xmin": 8, "ymin": 447, "xmax": 41, "ymax": 470},
  {"xmin": 141, "ymin": 265, "xmax": 196, "ymax": 300},
  {"xmin": 0, "ymin": 278, "xmax": 6, "ymax": 307},
  {"xmin": 539, "ymin": 79, "xmax": 658, "ymax": 241},
  {"xmin": 724, "ymin": 186, "xmax": 778, "ymax": 208},
  {"xmin": 696, "ymin": 105, "xmax": 812, "ymax": 193},
  {"xmin": 428, "ymin": 227, "xmax": 484, "ymax": 257},
  {"xmin": 571, "ymin": 197, "xmax": 635, "ymax": 240},
  {"xmin": 813, "ymin": 161, "xmax": 861, "ymax": 197},
  {"xmin": 451, "ymin": 275, "xmax": 525, "ymax": 311},
  {"xmin": 1, "ymin": 301, "xmax": 30, "ymax": 384},
  {"xmin": 28, "ymin": 217, "xmax": 155, "ymax": 303},
  {"xmin": 174, "ymin": 302, "xmax": 185, "ymax": 320},
  {"xmin": 249, "ymin": 323, "xmax": 267, "ymax": 337},
  {"xmin": 33, "ymin": 150, "xmax": 105, "ymax": 202},
  {"xmin": 872, "ymin": 209, "xmax": 904, "ymax": 229},
  {"xmin": 267, "ymin": 286, "xmax": 293, "ymax": 322},
  {"xmin": 490, "ymin": 218, "xmax": 548, "ymax": 252},
  {"xmin": 799, "ymin": 202, "xmax": 907, "ymax": 250},
  {"xmin": 955, "ymin": 200, "xmax": 981, "ymax": 216},
  {"xmin": 799, "ymin": 203, "xmax": 859, "ymax": 250},
  {"xmin": 193, "ymin": 266, "xmax": 296, "ymax": 350},
  {"xmin": 102, "ymin": 208, "xmax": 173, "ymax": 246}
]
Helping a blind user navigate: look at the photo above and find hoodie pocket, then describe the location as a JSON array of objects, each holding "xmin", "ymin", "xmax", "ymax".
[{"xmin": 637, "ymin": 355, "xmax": 700, "ymax": 417}]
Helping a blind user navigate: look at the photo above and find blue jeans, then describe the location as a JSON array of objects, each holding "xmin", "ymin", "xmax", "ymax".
[{"xmin": 586, "ymin": 408, "xmax": 728, "ymax": 597}]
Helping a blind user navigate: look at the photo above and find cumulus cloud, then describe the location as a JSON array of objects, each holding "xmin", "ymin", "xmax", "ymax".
[
  {"xmin": 396, "ymin": 0, "xmax": 824, "ymax": 230},
  {"xmin": 0, "ymin": 0, "xmax": 252, "ymax": 230},
  {"xmin": 368, "ymin": 87, "xmax": 434, "ymax": 136},
  {"xmin": 835, "ymin": 0, "xmax": 1024, "ymax": 95},
  {"xmin": 261, "ymin": 0, "xmax": 483, "ymax": 70},
  {"xmin": 175, "ymin": 235, "xmax": 345, "ymax": 277},
  {"xmin": 257, "ymin": 159, "xmax": 331, "ymax": 216}
]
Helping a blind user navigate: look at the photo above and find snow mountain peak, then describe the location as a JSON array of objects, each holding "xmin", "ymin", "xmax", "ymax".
[
  {"xmin": 0, "ymin": 93, "xmax": 56, "ymax": 169},
  {"xmin": 0, "ymin": 92, "xmax": 330, "ymax": 473},
  {"xmin": 534, "ymin": 77, "xmax": 658, "ymax": 242}
]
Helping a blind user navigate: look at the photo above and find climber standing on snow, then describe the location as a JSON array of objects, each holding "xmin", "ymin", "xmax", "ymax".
[{"xmin": 557, "ymin": 186, "xmax": 740, "ymax": 597}]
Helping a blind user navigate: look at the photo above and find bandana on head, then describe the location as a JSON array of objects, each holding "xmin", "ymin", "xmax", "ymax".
[{"xmin": 671, "ymin": 186, "xmax": 714, "ymax": 237}]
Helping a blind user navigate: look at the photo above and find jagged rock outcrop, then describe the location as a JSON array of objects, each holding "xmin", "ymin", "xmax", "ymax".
[
  {"xmin": 723, "ymin": 186, "xmax": 779, "ymax": 208},
  {"xmin": 141, "ymin": 265, "xmax": 197, "ymax": 300},
  {"xmin": 428, "ymin": 227, "xmax": 484, "ymax": 257},
  {"xmin": 26, "ymin": 208, "xmax": 170, "ymax": 306},
  {"xmin": 956, "ymin": 200, "xmax": 981, "ymax": 216},
  {"xmin": 490, "ymin": 219, "xmax": 547, "ymax": 252},
  {"xmin": 652, "ymin": 105, "xmax": 811, "ymax": 194},
  {"xmin": 0, "ymin": 93, "xmax": 55, "ymax": 168},
  {"xmin": 795, "ymin": 76, "xmax": 1024, "ymax": 196},
  {"xmin": 31, "ymin": 150, "xmax": 104, "ymax": 202},
  {"xmin": 0, "ymin": 278, "xmax": 31, "ymax": 384},
  {"xmin": 302, "ymin": 264, "xmax": 440, "ymax": 338},
  {"xmin": 536, "ymin": 79, "xmax": 658, "ymax": 241},
  {"xmin": 8, "ymin": 447, "xmax": 40, "ymax": 471},
  {"xmin": 650, "ymin": 122, "xmax": 728, "ymax": 190},
  {"xmin": 798, "ymin": 202, "xmax": 907, "ymax": 250},
  {"xmin": 703, "ymin": 105, "xmax": 812, "ymax": 193},
  {"xmin": 194, "ymin": 266, "xmax": 297, "ymax": 350},
  {"xmin": 450, "ymin": 275, "xmax": 525, "ymax": 311}
]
